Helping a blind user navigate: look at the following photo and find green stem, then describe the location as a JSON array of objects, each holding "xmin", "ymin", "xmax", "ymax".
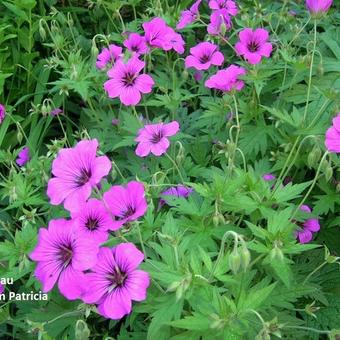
[
  {"xmin": 292, "ymin": 151, "xmax": 328, "ymax": 219},
  {"xmin": 302, "ymin": 261, "xmax": 327, "ymax": 285},
  {"xmin": 137, "ymin": 224, "xmax": 146, "ymax": 256},
  {"xmin": 228, "ymin": 95, "xmax": 240, "ymax": 175},
  {"xmin": 165, "ymin": 152, "xmax": 185, "ymax": 182},
  {"xmin": 271, "ymin": 136, "xmax": 301, "ymax": 196},
  {"xmin": 302, "ymin": 19, "xmax": 317, "ymax": 124},
  {"xmin": 132, "ymin": 106, "xmax": 143, "ymax": 127},
  {"xmin": 288, "ymin": 17, "xmax": 311, "ymax": 47},
  {"xmin": 283, "ymin": 325, "xmax": 330, "ymax": 335},
  {"xmin": 209, "ymin": 231, "xmax": 238, "ymax": 281}
]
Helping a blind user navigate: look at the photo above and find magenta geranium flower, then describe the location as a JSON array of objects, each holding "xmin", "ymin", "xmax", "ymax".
[
  {"xmin": 209, "ymin": 0, "xmax": 238, "ymax": 15},
  {"xmin": 143, "ymin": 17, "xmax": 172, "ymax": 48},
  {"xmin": 306, "ymin": 0, "xmax": 333, "ymax": 15},
  {"xmin": 176, "ymin": 0, "xmax": 202, "ymax": 30},
  {"xmin": 0, "ymin": 104, "xmax": 5, "ymax": 124},
  {"xmin": 207, "ymin": 9, "xmax": 232, "ymax": 36},
  {"xmin": 96, "ymin": 44, "xmax": 123, "ymax": 69},
  {"xmin": 295, "ymin": 205, "xmax": 320, "ymax": 244},
  {"xmin": 135, "ymin": 121, "xmax": 179, "ymax": 157},
  {"xmin": 103, "ymin": 181, "xmax": 148, "ymax": 229},
  {"xmin": 82, "ymin": 243, "xmax": 150, "ymax": 320},
  {"xmin": 235, "ymin": 28, "xmax": 273, "ymax": 65},
  {"xmin": 263, "ymin": 173, "xmax": 276, "ymax": 181},
  {"xmin": 0, "ymin": 283, "xmax": 4, "ymax": 294},
  {"xmin": 47, "ymin": 139, "xmax": 111, "ymax": 211},
  {"xmin": 160, "ymin": 185, "xmax": 193, "ymax": 206},
  {"xmin": 50, "ymin": 108, "xmax": 63, "ymax": 116},
  {"xmin": 185, "ymin": 42, "xmax": 224, "ymax": 71},
  {"xmin": 69, "ymin": 198, "xmax": 116, "ymax": 244},
  {"xmin": 194, "ymin": 71, "xmax": 203, "ymax": 81},
  {"xmin": 325, "ymin": 113, "xmax": 340, "ymax": 153},
  {"xmin": 162, "ymin": 29, "xmax": 185, "ymax": 54},
  {"xmin": 205, "ymin": 65, "xmax": 246, "ymax": 92},
  {"xmin": 16, "ymin": 147, "xmax": 30, "ymax": 167},
  {"xmin": 123, "ymin": 33, "xmax": 149, "ymax": 55},
  {"xmin": 30, "ymin": 219, "xmax": 99, "ymax": 300},
  {"xmin": 104, "ymin": 57, "xmax": 154, "ymax": 106}
]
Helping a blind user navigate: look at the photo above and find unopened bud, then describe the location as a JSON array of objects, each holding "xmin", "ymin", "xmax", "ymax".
[
  {"xmin": 325, "ymin": 165, "xmax": 333, "ymax": 182},
  {"xmin": 270, "ymin": 246, "xmax": 284, "ymax": 261},
  {"xmin": 91, "ymin": 42, "xmax": 99, "ymax": 59},
  {"xmin": 220, "ymin": 22, "xmax": 227, "ymax": 37},
  {"xmin": 240, "ymin": 246, "xmax": 251, "ymax": 271},
  {"xmin": 228, "ymin": 249, "xmax": 241, "ymax": 274},
  {"xmin": 182, "ymin": 69, "xmax": 189, "ymax": 81},
  {"xmin": 317, "ymin": 63, "xmax": 324, "ymax": 76},
  {"xmin": 75, "ymin": 320, "xmax": 90, "ymax": 340},
  {"xmin": 307, "ymin": 146, "xmax": 321, "ymax": 168},
  {"xmin": 212, "ymin": 212, "xmax": 225, "ymax": 226},
  {"xmin": 39, "ymin": 20, "xmax": 46, "ymax": 40},
  {"xmin": 110, "ymin": 165, "xmax": 117, "ymax": 182},
  {"xmin": 336, "ymin": 182, "xmax": 340, "ymax": 193},
  {"xmin": 16, "ymin": 128, "xmax": 23, "ymax": 144}
]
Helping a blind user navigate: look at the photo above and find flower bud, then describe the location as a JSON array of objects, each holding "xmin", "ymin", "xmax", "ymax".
[
  {"xmin": 228, "ymin": 249, "xmax": 241, "ymax": 275},
  {"xmin": 182, "ymin": 69, "xmax": 189, "ymax": 81},
  {"xmin": 75, "ymin": 320, "xmax": 90, "ymax": 340},
  {"xmin": 220, "ymin": 22, "xmax": 227, "ymax": 37},
  {"xmin": 39, "ymin": 20, "xmax": 46, "ymax": 40},
  {"xmin": 325, "ymin": 165, "xmax": 333, "ymax": 182},
  {"xmin": 270, "ymin": 246, "xmax": 284, "ymax": 261},
  {"xmin": 307, "ymin": 145, "xmax": 321, "ymax": 168},
  {"xmin": 240, "ymin": 246, "xmax": 251, "ymax": 271},
  {"xmin": 110, "ymin": 165, "xmax": 117, "ymax": 182},
  {"xmin": 91, "ymin": 41, "xmax": 99, "ymax": 59},
  {"xmin": 213, "ymin": 212, "xmax": 225, "ymax": 226},
  {"xmin": 336, "ymin": 182, "xmax": 340, "ymax": 193},
  {"xmin": 317, "ymin": 63, "xmax": 324, "ymax": 76},
  {"xmin": 16, "ymin": 127, "xmax": 23, "ymax": 144}
]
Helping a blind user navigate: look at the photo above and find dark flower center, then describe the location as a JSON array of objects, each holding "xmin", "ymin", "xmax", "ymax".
[
  {"xmin": 75, "ymin": 168, "xmax": 92, "ymax": 187},
  {"xmin": 131, "ymin": 45, "xmax": 139, "ymax": 52},
  {"xmin": 107, "ymin": 266, "xmax": 127, "ymax": 289},
  {"xmin": 122, "ymin": 205, "xmax": 136, "ymax": 218},
  {"xmin": 122, "ymin": 72, "xmax": 137, "ymax": 86},
  {"xmin": 85, "ymin": 216, "xmax": 100, "ymax": 231},
  {"xmin": 247, "ymin": 41, "xmax": 260, "ymax": 52},
  {"xmin": 58, "ymin": 243, "xmax": 73, "ymax": 267},
  {"xmin": 150, "ymin": 131, "xmax": 163, "ymax": 143},
  {"xmin": 199, "ymin": 54, "xmax": 211, "ymax": 63}
]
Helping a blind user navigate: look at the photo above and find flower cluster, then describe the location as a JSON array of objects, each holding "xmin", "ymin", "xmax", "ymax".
[
  {"xmin": 98, "ymin": 17, "xmax": 186, "ymax": 106},
  {"xmin": 31, "ymin": 138, "xmax": 193, "ymax": 319},
  {"xmin": 31, "ymin": 139, "xmax": 151, "ymax": 320}
]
